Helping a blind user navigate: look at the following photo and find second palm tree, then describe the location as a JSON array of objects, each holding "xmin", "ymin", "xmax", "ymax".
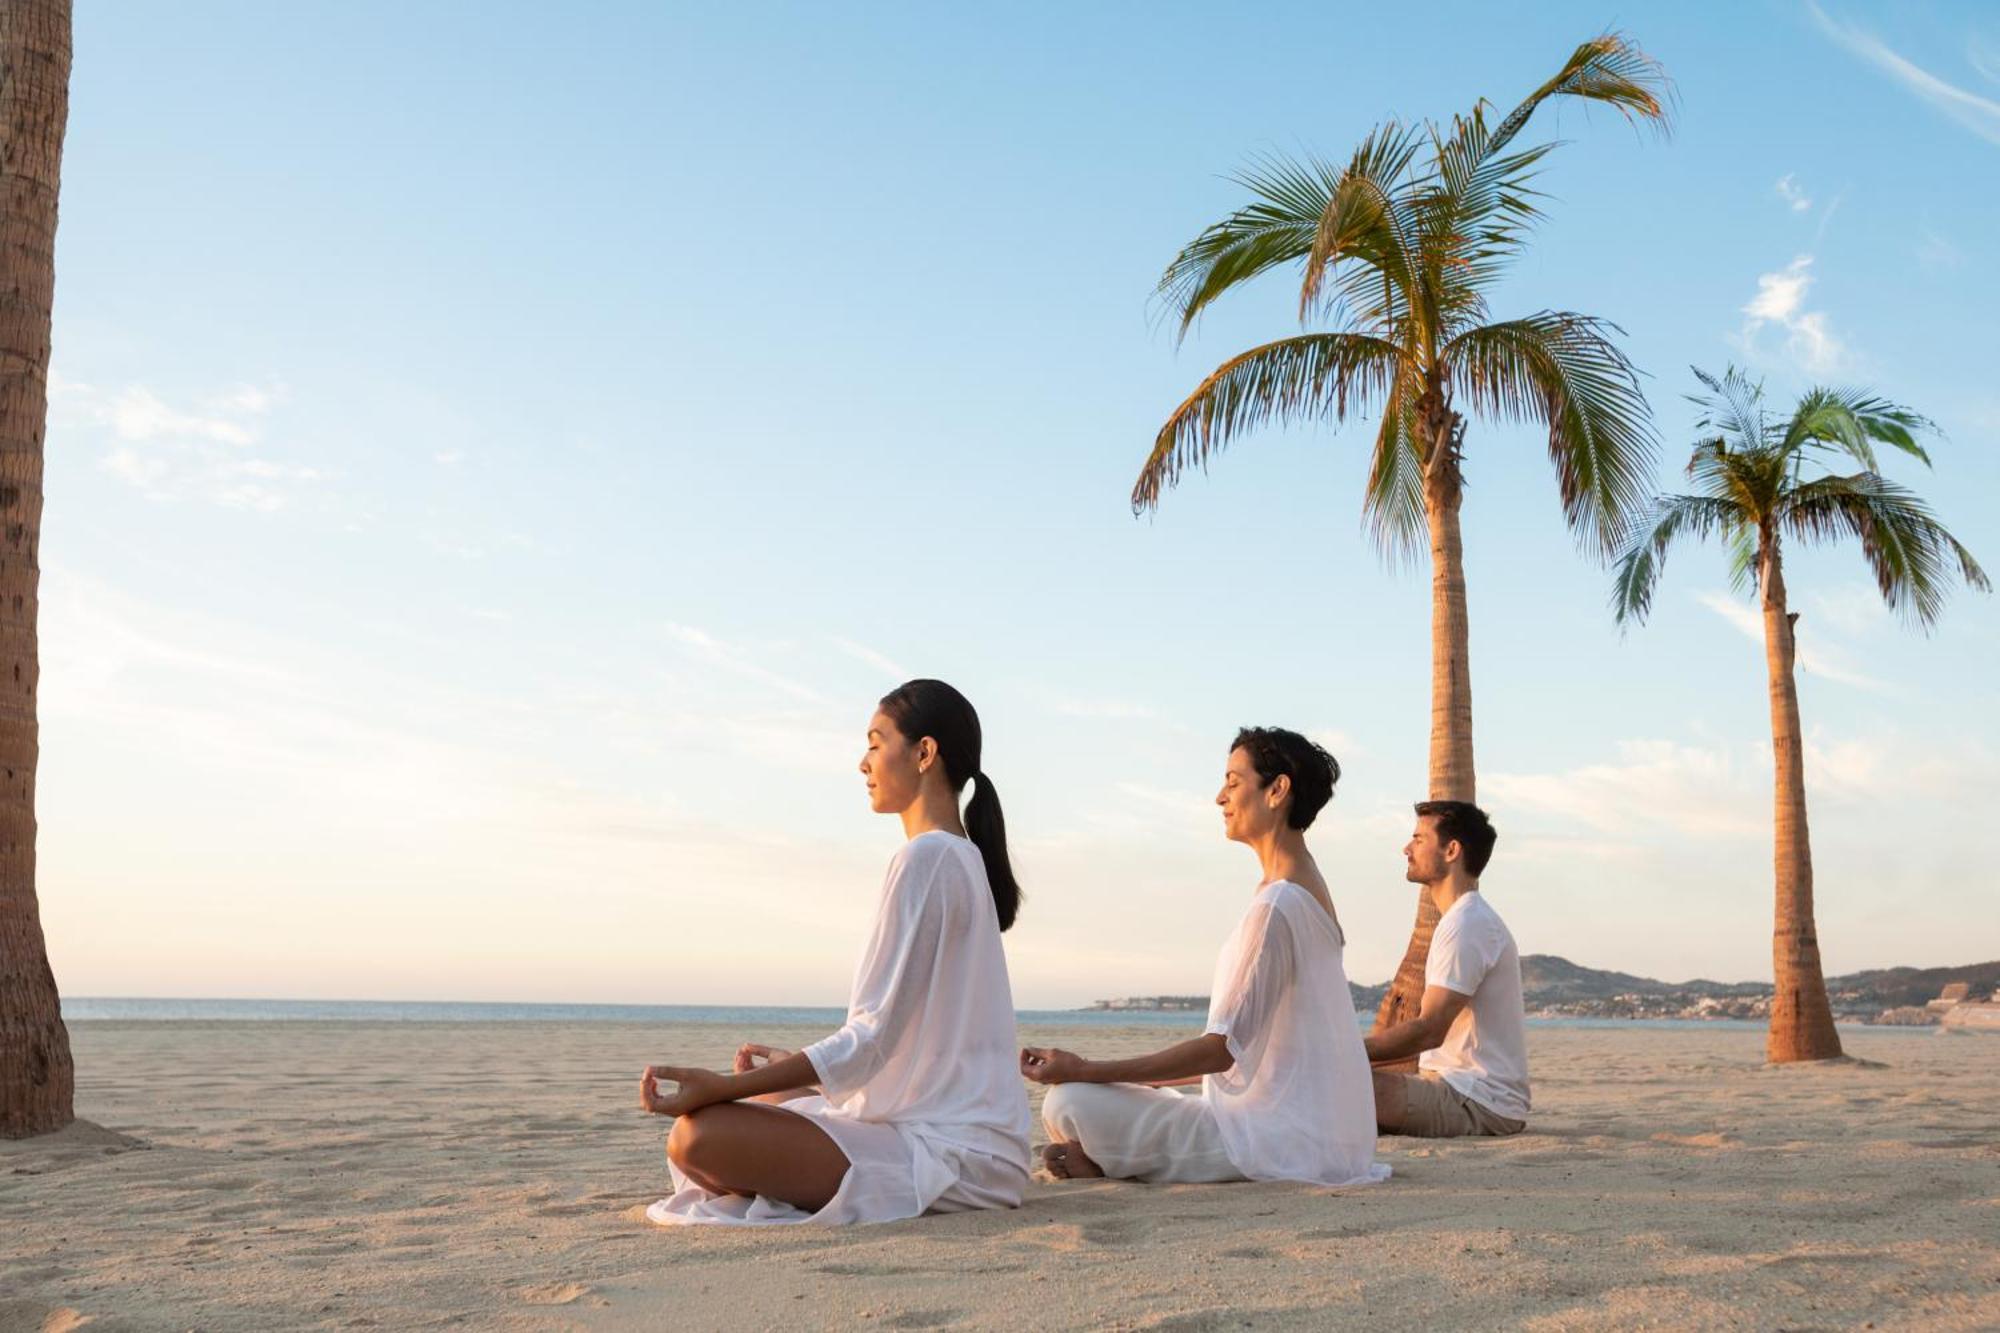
[{"xmin": 1135, "ymin": 35, "xmax": 1669, "ymax": 1032}]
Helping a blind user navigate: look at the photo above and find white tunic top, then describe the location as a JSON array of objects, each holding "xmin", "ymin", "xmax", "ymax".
[
  {"xmin": 1419, "ymin": 890, "xmax": 1531, "ymax": 1121},
  {"xmin": 1202, "ymin": 880, "xmax": 1390, "ymax": 1188},
  {"xmin": 649, "ymin": 831, "xmax": 1031, "ymax": 1226}
]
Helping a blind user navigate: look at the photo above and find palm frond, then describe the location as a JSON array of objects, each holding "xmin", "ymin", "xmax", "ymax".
[
  {"xmin": 1299, "ymin": 124, "xmax": 1423, "ymax": 323},
  {"xmin": 1420, "ymin": 107, "xmax": 1554, "ymax": 269},
  {"xmin": 1133, "ymin": 333, "xmax": 1404, "ymax": 512},
  {"xmin": 1781, "ymin": 387, "xmax": 1935, "ymax": 470},
  {"xmin": 1155, "ymin": 152, "xmax": 1341, "ymax": 338},
  {"xmin": 1779, "ymin": 472, "xmax": 1991, "ymax": 629},
  {"xmin": 1611, "ymin": 494, "xmax": 1746, "ymax": 626},
  {"xmin": 1489, "ymin": 31, "xmax": 1674, "ymax": 156},
  {"xmin": 1723, "ymin": 520, "xmax": 1760, "ymax": 595},
  {"xmin": 1445, "ymin": 312, "xmax": 1658, "ymax": 554},
  {"xmin": 1361, "ymin": 367, "xmax": 1427, "ymax": 563},
  {"xmin": 1688, "ymin": 365, "xmax": 1770, "ymax": 454}
]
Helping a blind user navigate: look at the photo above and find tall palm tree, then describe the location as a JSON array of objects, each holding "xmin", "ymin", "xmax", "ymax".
[
  {"xmin": 0, "ymin": 0, "xmax": 74, "ymax": 1137},
  {"xmin": 1135, "ymin": 35, "xmax": 1669, "ymax": 1034},
  {"xmin": 1613, "ymin": 367, "xmax": 1989, "ymax": 1063}
]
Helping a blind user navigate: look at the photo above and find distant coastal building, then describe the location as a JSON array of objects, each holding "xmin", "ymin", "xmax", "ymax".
[
  {"xmin": 1935, "ymin": 984, "xmax": 2000, "ymax": 1032},
  {"xmin": 1086, "ymin": 996, "xmax": 1208, "ymax": 1012},
  {"xmin": 1927, "ymin": 983, "xmax": 1972, "ymax": 1014}
]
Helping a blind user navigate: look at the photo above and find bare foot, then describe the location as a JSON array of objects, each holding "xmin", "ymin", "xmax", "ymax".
[{"xmin": 1042, "ymin": 1140, "xmax": 1105, "ymax": 1180}]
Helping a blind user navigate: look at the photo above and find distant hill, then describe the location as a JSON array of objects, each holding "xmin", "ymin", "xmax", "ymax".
[
  {"xmin": 1824, "ymin": 960, "xmax": 2000, "ymax": 1008},
  {"xmin": 1519, "ymin": 955, "xmax": 1768, "ymax": 1001},
  {"xmin": 1137, "ymin": 955, "xmax": 2000, "ymax": 1017}
]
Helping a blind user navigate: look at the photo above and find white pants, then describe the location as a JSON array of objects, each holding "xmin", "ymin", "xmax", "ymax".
[{"xmin": 1041, "ymin": 1083, "xmax": 1243, "ymax": 1184}]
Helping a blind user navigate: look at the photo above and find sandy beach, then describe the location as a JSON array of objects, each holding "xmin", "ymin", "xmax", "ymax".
[{"xmin": 4, "ymin": 1020, "xmax": 1996, "ymax": 1330}]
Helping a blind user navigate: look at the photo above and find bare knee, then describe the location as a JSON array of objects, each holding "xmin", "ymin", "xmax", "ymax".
[{"xmin": 666, "ymin": 1109, "xmax": 712, "ymax": 1173}]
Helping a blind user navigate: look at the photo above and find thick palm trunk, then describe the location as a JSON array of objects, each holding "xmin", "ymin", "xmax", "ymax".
[
  {"xmin": 1373, "ymin": 403, "xmax": 1475, "ymax": 1049},
  {"xmin": 0, "ymin": 0, "xmax": 73, "ymax": 1137},
  {"xmin": 1758, "ymin": 539, "xmax": 1842, "ymax": 1063}
]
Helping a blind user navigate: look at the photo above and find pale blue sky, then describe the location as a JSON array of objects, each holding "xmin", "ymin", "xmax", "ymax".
[{"xmin": 41, "ymin": 2, "xmax": 2000, "ymax": 1006}]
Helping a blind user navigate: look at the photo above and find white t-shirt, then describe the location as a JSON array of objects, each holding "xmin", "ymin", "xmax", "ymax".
[
  {"xmin": 1201, "ymin": 880, "xmax": 1390, "ymax": 1188},
  {"xmin": 1419, "ymin": 891, "xmax": 1531, "ymax": 1121},
  {"xmin": 803, "ymin": 831, "xmax": 1033, "ymax": 1167}
]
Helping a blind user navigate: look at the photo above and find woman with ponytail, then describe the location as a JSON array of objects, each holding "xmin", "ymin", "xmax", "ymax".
[{"xmin": 642, "ymin": 680, "xmax": 1031, "ymax": 1226}]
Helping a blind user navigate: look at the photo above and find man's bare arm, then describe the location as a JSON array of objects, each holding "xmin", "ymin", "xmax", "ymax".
[{"xmin": 1364, "ymin": 985, "xmax": 1470, "ymax": 1065}]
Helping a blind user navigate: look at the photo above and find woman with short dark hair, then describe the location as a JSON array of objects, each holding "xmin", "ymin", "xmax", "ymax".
[
  {"xmin": 642, "ymin": 680, "xmax": 1032, "ymax": 1225},
  {"xmin": 1021, "ymin": 727, "xmax": 1388, "ymax": 1190}
]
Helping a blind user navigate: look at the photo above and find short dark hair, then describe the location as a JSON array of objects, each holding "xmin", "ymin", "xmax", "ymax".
[
  {"xmin": 1231, "ymin": 727, "xmax": 1340, "ymax": 830},
  {"xmin": 1414, "ymin": 800, "xmax": 1497, "ymax": 877}
]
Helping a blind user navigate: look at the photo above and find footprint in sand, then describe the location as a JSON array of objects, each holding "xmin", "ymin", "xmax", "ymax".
[
  {"xmin": 1002, "ymin": 1217, "xmax": 1142, "ymax": 1251},
  {"xmin": 883, "ymin": 1310, "xmax": 963, "ymax": 1329},
  {"xmin": 520, "ymin": 1281, "xmax": 593, "ymax": 1306}
]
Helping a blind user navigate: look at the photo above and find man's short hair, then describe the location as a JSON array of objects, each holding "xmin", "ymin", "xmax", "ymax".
[
  {"xmin": 1414, "ymin": 800, "xmax": 1497, "ymax": 877},
  {"xmin": 1232, "ymin": 727, "xmax": 1340, "ymax": 830}
]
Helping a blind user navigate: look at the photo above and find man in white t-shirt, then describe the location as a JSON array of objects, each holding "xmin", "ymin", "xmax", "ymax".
[{"xmin": 1365, "ymin": 801, "xmax": 1531, "ymax": 1137}]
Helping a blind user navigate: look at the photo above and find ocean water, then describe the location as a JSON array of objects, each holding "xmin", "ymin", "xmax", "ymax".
[{"xmin": 58, "ymin": 996, "xmax": 1928, "ymax": 1034}]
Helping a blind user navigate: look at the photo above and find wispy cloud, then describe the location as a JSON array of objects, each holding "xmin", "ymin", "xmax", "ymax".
[
  {"xmin": 666, "ymin": 621, "xmax": 823, "ymax": 702},
  {"xmin": 55, "ymin": 372, "xmax": 324, "ymax": 511},
  {"xmin": 1808, "ymin": 582, "xmax": 1893, "ymax": 636},
  {"xmin": 1774, "ymin": 173, "xmax": 1812, "ymax": 212},
  {"xmin": 1917, "ymin": 228, "xmax": 1963, "ymax": 270},
  {"xmin": 1695, "ymin": 590, "xmax": 1891, "ymax": 693},
  {"xmin": 1485, "ymin": 728, "xmax": 1962, "ymax": 846},
  {"xmin": 1738, "ymin": 255, "xmax": 1845, "ymax": 375},
  {"xmin": 832, "ymin": 637, "xmax": 907, "ymax": 682},
  {"xmin": 1972, "ymin": 34, "xmax": 2000, "ymax": 86},
  {"xmin": 1487, "ymin": 739, "xmax": 1766, "ymax": 840},
  {"xmin": 1810, "ymin": 2, "xmax": 2000, "ymax": 145}
]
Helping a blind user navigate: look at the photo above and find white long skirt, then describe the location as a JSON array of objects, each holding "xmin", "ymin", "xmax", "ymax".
[
  {"xmin": 645, "ymin": 1095, "xmax": 1029, "ymax": 1227},
  {"xmin": 1042, "ymin": 1082, "xmax": 1245, "ymax": 1183}
]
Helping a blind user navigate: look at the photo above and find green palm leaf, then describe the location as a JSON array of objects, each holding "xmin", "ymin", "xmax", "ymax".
[
  {"xmin": 1611, "ymin": 494, "xmax": 1744, "ymax": 625},
  {"xmin": 1780, "ymin": 472, "xmax": 1991, "ymax": 629},
  {"xmin": 1444, "ymin": 312, "xmax": 1658, "ymax": 553},
  {"xmin": 1362, "ymin": 366, "xmax": 1427, "ymax": 563},
  {"xmin": 1488, "ymin": 31, "xmax": 1674, "ymax": 155},
  {"xmin": 1781, "ymin": 387, "xmax": 1934, "ymax": 470},
  {"xmin": 1133, "ymin": 333, "xmax": 1403, "ymax": 512},
  {"xmin": 1156, "ymin": 152, "xmax": 1347, "ymax": 338},
  {"xmin": 1297, "ymin": 125, "xmax": 1425, "ymax": 324}
]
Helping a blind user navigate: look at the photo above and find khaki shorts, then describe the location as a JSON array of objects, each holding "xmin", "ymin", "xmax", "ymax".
[{"xmin": 1396, "ymin": 1073, "xmax": 1526, "ymax": 1138}]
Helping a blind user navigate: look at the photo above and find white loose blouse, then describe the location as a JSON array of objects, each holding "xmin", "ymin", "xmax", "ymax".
[
  {"xmin": 650, "ymin": 830, "xmax": 1031, "ymax": 1226},
  {"xmin": 800, "ymin": 831, "xmax": 1032, "ymax": 1166},
  {"xmin": 1202, "ymin": 879, "xmax": 1390, "ymax": 1188}
]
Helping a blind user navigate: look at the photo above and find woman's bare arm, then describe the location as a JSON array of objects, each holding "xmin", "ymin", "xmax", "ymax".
[
  {"xmin": 1019, "ymin": 1034, "xmax": 1233, "ymax": 1087},
  {"xmin": 642, "ymin": 1049, "xmax": 825, "ymax": 1117}
]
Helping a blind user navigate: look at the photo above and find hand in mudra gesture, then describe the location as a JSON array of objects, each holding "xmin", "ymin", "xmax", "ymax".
[
  {"xmin": 1018, "ymin": 1046, "xmax": 1088, "ymax": 1085},
  {"xmin": 640, "ymin": 1064, "xmax": 728, "ymax": 1117},
  {"xmin": 733, "ymin": 1043, "xmax": 793, "ymax": 1073}
]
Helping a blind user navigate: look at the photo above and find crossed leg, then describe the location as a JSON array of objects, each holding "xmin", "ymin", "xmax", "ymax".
[{"xmin": 666, "ymin": 1101, "xmax": 852, "ymax": 1211}]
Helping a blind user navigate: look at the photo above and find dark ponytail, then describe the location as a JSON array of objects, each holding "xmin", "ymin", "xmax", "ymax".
[{"xmin": 877, "ymin": 679, "xmax": 1023, "ymax": 931}]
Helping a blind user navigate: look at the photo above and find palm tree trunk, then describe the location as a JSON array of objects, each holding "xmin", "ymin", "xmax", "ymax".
[
  {"xmin": 1758, "ymin": 536, "xmax": 1842, "ymax": 1064},
  {"xmin": 1373, "ymin": 401, "xmax": 1475, "ymax": 1051},
  {"xmin": 0, "ymin": 0, "xmax": 73, "ymax": 1138}
]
